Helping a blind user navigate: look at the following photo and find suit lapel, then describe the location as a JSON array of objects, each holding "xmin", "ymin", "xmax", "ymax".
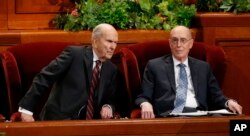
[
  {"xmin": 97, "ymin": 61, "xmax": 109, "ymax": 106},
  {"xmin": 83, "ymin": 46, "xmax": 94, "ymax": 87},
  {"xmin": 165, "ymin": 56, "xmax": 176, "ymax": 92},
  {"xmin": 189, "ymin": 57, "xmax": 198, "ymax": 95}
]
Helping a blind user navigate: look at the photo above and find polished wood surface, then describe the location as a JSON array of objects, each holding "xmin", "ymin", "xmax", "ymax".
[
  {"xmin": 0, "ymin": 116, "xmax": 249, "ymax": 136},
  {"xmin": 15, "ymin": 0, "xmax": 73, "ymax": 13},
  {"xmin": 7, "ymin": 0, "xmax": 66, "ymax": 29},
  {"xmin": 0, "ymin": 29, "xmax": 197, "ymax": 49},
  {"xmin": 194, "ymin": 13, "xmax": 250, "ymax": 44},
  {"xmin": 0, "ymin": 0, "xmax": 7, "ymax": 30},
  {"xmin": 0, "ymin": 0, "xmax": 250, "ymax": 119}
]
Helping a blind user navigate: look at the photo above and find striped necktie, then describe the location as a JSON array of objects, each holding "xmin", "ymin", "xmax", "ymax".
[{"xmin": 86, "ymin": 60, "xmax": 101, "ymax": 120}]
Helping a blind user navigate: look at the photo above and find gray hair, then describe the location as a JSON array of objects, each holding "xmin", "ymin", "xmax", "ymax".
[{"xmin": 92, "ymin": 23, "xmax": 115, "ymax": 39}]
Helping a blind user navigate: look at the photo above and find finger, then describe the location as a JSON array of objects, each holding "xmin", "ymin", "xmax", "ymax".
[
  {"xmin": 146, "ymin": 111, "xmax": 151, "ymax": 119},
  {"xmin": 102, "ymin": 110, "xmax": 112, "ymax": 119},
  {"xmin": 236, "ymin": 106, "xmax": 242, "ymax": 114},
  {"xmin": 144, "ymin": 111, "xmax": 151, "ymax": 119},
  {"xmin": 151, "ymin": 113, "xmax": 155, "ymax": 119},
  {"xmin": 101, "ymin": 111, "xmax": 108, "ymax": 119},
  {"xmin": 141, "ymin": 111, "xmax": 146, "ymax": 119},
  {"xmin": 145, "ymin": 112, "xmax": 149, "ymax": 119}
]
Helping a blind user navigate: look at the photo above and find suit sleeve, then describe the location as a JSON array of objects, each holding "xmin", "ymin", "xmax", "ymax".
[
  {"xmin": 106, "ymin": 67, "xmax": 117, "ymax": 111},
  {"xmin": 135, "ymin": 61, "xmax": 155, "ymax": 106},
  {"xmin": 206, "ymin": 64, "xmax": 228, "ymax": 109},
  {"xmin": 19, "ymin": 46, "xmax": 75, "ymax": 112}
]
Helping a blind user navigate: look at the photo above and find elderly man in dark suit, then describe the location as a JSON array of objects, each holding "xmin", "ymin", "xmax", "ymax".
[
  {"xmin": 19, "ymin": 23, "xmax": 118, "ymax": 121},
  {"xmin": 136, "ymin": 25, "xmax": 242, "ymax": 119}
]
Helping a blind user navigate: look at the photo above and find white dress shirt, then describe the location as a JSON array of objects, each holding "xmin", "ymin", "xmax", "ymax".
[{"xmin": 172, "ymin": 56, "xmax": 198, "ymax": 108}]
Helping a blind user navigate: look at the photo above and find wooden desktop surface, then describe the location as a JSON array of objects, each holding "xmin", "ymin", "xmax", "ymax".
[{"xmin": 0, "ymin": 116, "xmax": 250, "ymax": 136}]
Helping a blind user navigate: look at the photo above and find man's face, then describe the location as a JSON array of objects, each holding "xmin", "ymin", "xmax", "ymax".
[
  {"xmin": 169, "ymin": 28, "xmax": 193, "ymax": 62},
  {"xmin": 93, "ymin": 29, "xmax": 118, "ymax": 61}
]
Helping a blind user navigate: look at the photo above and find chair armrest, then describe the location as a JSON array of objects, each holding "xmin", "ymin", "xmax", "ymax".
[
  {"xmin": 0, "ymin": 51, "xmax": 22, "ymax": 114},
  {"xmin": 0, "ymin": 114, "xmax": 6, "ymax": 122},
  {"xmin": 205, "ymin": 45, "xmax": 227, "ymax": 87},
  {"xmin": 130, "ymin": 108, "xmax": 141, "ymax": 119},
  {"xmin": 10, "ymin": 112, "xmax": 22, "ymax": 122}
]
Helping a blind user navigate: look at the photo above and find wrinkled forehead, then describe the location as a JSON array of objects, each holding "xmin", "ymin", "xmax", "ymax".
[
  {"xmin": 170, "ymin": 27, "xmax": 192, "ymax": 39},
  {"xmin": 102, "ymin": 29, "xmax": 118, "ymax": 40}
]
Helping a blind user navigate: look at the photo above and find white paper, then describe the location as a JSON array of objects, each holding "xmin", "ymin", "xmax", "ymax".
[
  {"xmin": 208, "ymin": 109, "xmax": 237, "ymax": 115},
  {"xmin": 169, "ymin": 109, "xmax": 237, "ymax": 116},
  {"xmin": 169, "ymin": 111, "xmax": 208, "ymax": 116}
]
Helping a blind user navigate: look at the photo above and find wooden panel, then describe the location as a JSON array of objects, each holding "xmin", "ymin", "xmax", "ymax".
[
  {"xmin": 195, "ymin": 14, "xmax": 250, "ymax": 115},
  {"xmin": 195, "ymin": 12, "xmax": 250, "ymax": 27},
  {"xmin": 195, "ymin": 13, "xmax": 250, "ymax": 45},
  {"xmin": 0, "ymin": 30, "xmax": 20, "ymax": 52},
  {"xmin": 219, "ymin": 41, "xmax": 250, "ymax": 115},
  {"xmin": 15, "ymin": 0, "xmax": 74, "ymax": 13},
  {"xmin": 7, "ymin": 0, "xmax": 74, "ymax": 29},
  {"xmin": 0, "ymin": 29, "xmax": 197, "ymax": 44},
  {"xmin": 1, "ymin": 116, "xmax": 250, "ymax": 136},
  {"xmin": 0, "ymin": 31, "xmax": 21, "ymax": 45},
  {"xmin": 202, "ymin": 27, "xmax": 250, "ymax": 45},
  {"xmin": 0, "ymin": 0, "xmax": 7, "ymax": 29}
]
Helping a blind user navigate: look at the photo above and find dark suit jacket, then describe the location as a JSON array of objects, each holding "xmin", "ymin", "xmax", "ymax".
[
  {"xmin": 135, "ymin": 55, "xmax": 228, "ymax": 117},
  {"xmin": 19, "ymin": 46, "xmax": 117, "ymax": 120}
]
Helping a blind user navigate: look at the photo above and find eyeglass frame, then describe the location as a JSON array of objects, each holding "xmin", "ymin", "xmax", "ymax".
[{"xmin": 169, "ymin": 37, "xmax": 193, "ymax": 46}]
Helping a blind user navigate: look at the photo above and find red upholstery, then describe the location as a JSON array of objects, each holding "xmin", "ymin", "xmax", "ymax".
[
  {"xmin": 118, "ymin": 40, "xmax": 227, "ymax": 118},
  {"xmin": 0, "ymin": 114, "xmax": 5, "ymax": 122},
  {"xmin": 119, "ymin": 48, "xmax": 141, "ymax": 108},
  {"xmin": 0, "ymin": 42, "xmax": 81, "ymax": 121}
]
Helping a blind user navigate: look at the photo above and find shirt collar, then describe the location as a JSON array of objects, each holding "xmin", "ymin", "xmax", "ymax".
[
  {"xmin": 92, "ymin": 50, "xmax": 99, "ymax": 62},
  {"xmin": 172, "ymin": 56, "xmax": 188, "ymax": 67}
]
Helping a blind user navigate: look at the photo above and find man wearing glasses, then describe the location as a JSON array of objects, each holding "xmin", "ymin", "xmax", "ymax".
[{"xmin": 135, "ymin": 25, "xmax": 242, "ymax": 119}]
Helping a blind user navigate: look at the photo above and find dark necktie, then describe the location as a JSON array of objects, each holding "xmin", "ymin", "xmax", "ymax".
[
  {"xmin": 86, "ymin": 60, "xmax": 101, "ymax": 120},
  {"xmin": 172, "ymin": 63, "xmax": 188, "ymax": 113}
]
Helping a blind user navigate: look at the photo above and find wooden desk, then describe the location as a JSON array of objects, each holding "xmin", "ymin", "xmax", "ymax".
[{"xmin": 0, "ymin": 116, "xmax": 249, "ymax": 136}]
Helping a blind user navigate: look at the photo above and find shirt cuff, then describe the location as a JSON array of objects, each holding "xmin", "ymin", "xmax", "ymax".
[
  {"xmin": 18, "ymin": 107, "xmax": 33, "ymax": 115},
  {"xmin": 102, "ymin": 104, "xmax": 113, "ymax": 112},
  {"xmin": 140, "ymin": 101, "xmax": 151, "ymax": 108}
]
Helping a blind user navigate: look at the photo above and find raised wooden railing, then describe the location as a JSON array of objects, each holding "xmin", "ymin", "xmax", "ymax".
[{"xmin": 0, "ymin": 116, "xmax": 249, "ymax": 136}]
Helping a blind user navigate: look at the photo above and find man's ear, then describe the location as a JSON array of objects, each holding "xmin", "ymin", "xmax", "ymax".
[
  {"xmin": 92, "ymin": 38, "xmax": 97, "ymax": 48},
  {"xmin": 189, "ymin": 39, "xmax": 194, "ymax": 49}
]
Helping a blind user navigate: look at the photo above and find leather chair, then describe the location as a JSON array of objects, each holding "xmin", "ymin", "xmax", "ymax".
[
  {"xmin": 118, "ymin": 40, "xmax": 227, "ymax": 118},
  {"xmin": 0, "ymin": 42, "xmax": 81, "ymax": 121},
  {"xmin": 0, "ymin": 114, "xmax": 5, "ymax": 122}
]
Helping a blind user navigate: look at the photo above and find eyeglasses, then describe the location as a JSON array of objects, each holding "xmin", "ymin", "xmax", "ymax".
[{"xmin": 170, "ymin": 38, "xmax": 192, "ymax": 45}]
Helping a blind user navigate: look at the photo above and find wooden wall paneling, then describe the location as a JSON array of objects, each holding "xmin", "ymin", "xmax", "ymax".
[
  {"xmin": 7, "ymin": 0, "xmax": 74, "ymax": 29},
  {"xmin": 219, "ymin": 42, "xmax": 250, "ymax": 115},
  {"xmin": 20, "ymin": 30, "xmax": 92, "ymax": 44},
  {"xmin": 195, "ymin": 12, "xmax": 250, "ymax": 27},
  {"xmin": 0, "ymin": 31, "xmax": 21, "ymax": 52},
  {"xmin": 202, "ymin": 27, "xmax": 216, "ymax": 44},
  {"xmin": 215, "ymin": 27, "xmax": 250, "ymax": 43},
  {"xmin": 18, "ymin": 29, "xmax": 197, "ymax": 45},
  {"xmin": 205, "ymin": 26, "xmax": 250, "ymax": 109},
  {"xmin": 0, "ymin": 0, "xmax": 8, "ymax": 30},
  {"xmin": 195, "ymin": 13, "xmax": 250, "ymax": 44},
  {"xmin": 195, "ymin": 13, "xmax": 250, "ymax": 115},
  {"xmin": 0, "ymin": 31, "xmax": 21, "ymax": 45},
  {"xmin": 15, "ymin": 0, "xmax": 73, "ymax": 13}
]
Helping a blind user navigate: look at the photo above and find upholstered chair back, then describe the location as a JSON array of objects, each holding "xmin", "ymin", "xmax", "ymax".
[{"xmin": 0, "ymin": 42, "xmax": 81, "ymax": 120}]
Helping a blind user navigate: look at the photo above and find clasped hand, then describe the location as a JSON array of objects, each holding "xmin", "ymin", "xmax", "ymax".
[{"xmin": 141, "ymin": 102, "xmax": 155, "ymax": 119}]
